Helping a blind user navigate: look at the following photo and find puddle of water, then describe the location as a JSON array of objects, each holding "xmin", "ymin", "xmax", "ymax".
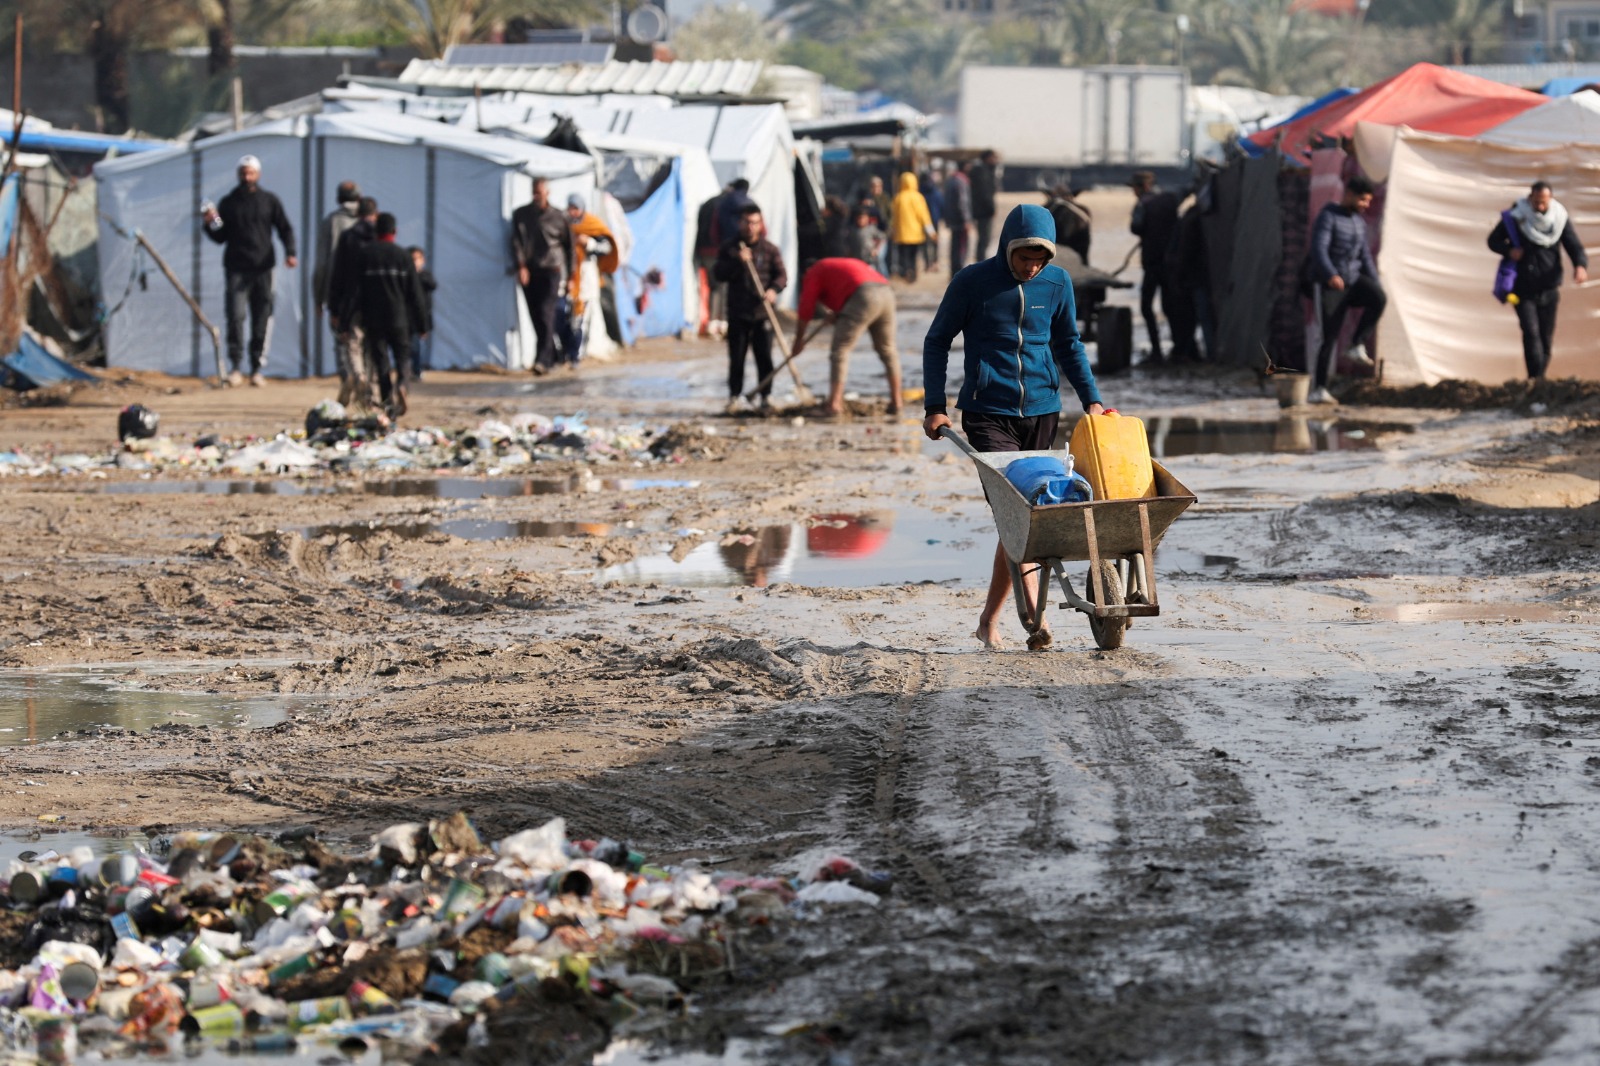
[
  {"xmin": 102, "ymin": 476, "xmax": 699, "ymax": 500},
  {"xmin": 598, "ymin": 509, "xmax": 989, "ymax": 589},
  {"xmin": 0, "ymin": 828, "xmax": 143, "ymax": 864},
  {"xmin": 303, "ymin": 518, "xmax": 615, "ymax": 542},
  {"xmin": 1139, "ymin": 416, "xmax": 1410, "ymax": 458},
  {"xmin": 0, "ymin": 669, "xmax": 297, "ymax": 747}
]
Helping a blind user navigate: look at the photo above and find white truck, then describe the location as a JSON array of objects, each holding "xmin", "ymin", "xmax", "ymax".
[{"xmin": 957, "ymin": 65, "xmax": 1189, "ymax": 169}]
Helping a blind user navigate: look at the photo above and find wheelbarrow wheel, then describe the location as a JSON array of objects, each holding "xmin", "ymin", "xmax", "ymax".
[{"xmin": 1087, "ymin": 560, "xmax": 1127, "ymax": 651}]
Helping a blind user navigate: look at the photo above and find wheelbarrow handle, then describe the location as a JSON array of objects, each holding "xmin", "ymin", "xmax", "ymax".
[{"xmin": 938, "ymin": 425, "xmax": 981, "ymax": 460}]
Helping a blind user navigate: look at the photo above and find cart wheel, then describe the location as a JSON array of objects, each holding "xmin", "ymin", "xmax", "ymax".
[{"xmin": 1087, "ymin": 560, "xmax": 1127, "ymax": 651}]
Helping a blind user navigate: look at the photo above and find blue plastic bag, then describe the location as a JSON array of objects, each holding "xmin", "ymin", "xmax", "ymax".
[{"xmin": 1004, "ymin": 456, "xmax": 1093, "ymax": 506}]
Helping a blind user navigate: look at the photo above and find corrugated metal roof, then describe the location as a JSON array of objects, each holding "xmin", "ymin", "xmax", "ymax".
[
  {"xmin": 399, "ymin": 59, "xmax": 767, "ymax": 97},
  {"xmin": 443, "ymin": 43, "xmax": 616, "ymax": 67}
]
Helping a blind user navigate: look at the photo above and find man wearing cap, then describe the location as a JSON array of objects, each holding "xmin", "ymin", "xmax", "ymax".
[
  {"xmin": 313, "ymin": 180, "xmax": 366, "ymax": 403},
  {"xmin": 202, "ymin": 155, "xmax": 297, "ymax": 387},
  {"xmin": 1129, "ymin": 170, "xmax": 1180, "ymax": 364},
  {"xmin": 510, "ymin": 177, "xmax": 574, "ymax": 376},
  {"xmin": 923, "ymin": 204, "xmax": 1107, "ymax": 651}
]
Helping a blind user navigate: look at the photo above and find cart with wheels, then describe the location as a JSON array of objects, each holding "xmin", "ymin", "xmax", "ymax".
[{"xmin": 942, "ymin": 428, "xmax": 1197, "ymax": 650}]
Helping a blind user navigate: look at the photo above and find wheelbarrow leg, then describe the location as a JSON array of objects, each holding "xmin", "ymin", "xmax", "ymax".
[{"xmin": 1006, "ymin": 559, "xmax": 1052, "ymax": 648}]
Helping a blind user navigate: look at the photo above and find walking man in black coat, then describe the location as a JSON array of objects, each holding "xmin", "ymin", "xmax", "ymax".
[
  {"xmin": 510, "ymin": 177, "xmax": 573, "ymax": 376},
  {"xmin": 201, "ymin": 154, "xmax": 296, "ymax": 387},
  {"xmin": 356, "ymin": 213, "xmax": 430, "ymax": 418}
]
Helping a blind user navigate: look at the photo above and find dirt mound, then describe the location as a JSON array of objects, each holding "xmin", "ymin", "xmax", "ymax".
[
  {"xmin": 649, "ymin": 422, "xmax": 729, "ymax": 460},
  {"xmin": 1342, "ymin": 376, "xmax": 1600, "ymax": 413}
]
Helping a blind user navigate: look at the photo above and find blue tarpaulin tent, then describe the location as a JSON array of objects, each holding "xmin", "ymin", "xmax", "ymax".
[
  {"xmin": 1541, "ymin": 77, "xmax": 1600, "ymax": 96},
  {"xmin": 1, "ymin": 128, "xmax": 167, "ymax": 156},
  {"xmin": 1240, "ymin": 88, "xmax": 1359, "ymax": 156},
  {"xmin": 0, "ymin": 172, "xmax": 16, "ymax": 254},
  {"xmin": 618, "ymin": 158, "xmax": 686, "ymax": 342},
  {"xmin": 1, "ymin": 334, "xmax": 96, "ymax": 390}
]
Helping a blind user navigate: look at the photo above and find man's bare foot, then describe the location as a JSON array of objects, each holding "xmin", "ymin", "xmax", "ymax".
[
  {"xmin": 974, "ymin": 620, "xmax": 1005, "ymax": 649},
  {"xmin": 1026, "ymin": 628, "xmax": 1054, "ymax": 651}
]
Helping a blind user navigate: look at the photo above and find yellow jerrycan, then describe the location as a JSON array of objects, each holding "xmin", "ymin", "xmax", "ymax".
[{"xmin": 1069, "ymin": 412, "xmax": 1156, "ymax": 501}]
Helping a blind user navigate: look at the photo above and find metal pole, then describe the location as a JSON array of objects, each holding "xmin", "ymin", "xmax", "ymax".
[
  {"xmin": 231, "ymin": 76, "xmax": 244, "ymax": 131},
  {"xmin": 12, "ymin": 12, "xmax": 21, "ymax": 117}
]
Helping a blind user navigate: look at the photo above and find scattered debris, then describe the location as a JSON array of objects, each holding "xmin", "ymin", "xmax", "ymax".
[{"xmin": 0, "ymin": 817, "xmax": 887, "ymax": 1061}]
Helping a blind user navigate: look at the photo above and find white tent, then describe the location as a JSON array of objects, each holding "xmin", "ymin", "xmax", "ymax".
[
  {"xmin": 467, "ymin": 98, "xmax": 801, "ymax": 308},
  {"xmin": 96, "ymin": 112, "xmax": 596, "ymax": 378},
  {"xmin": 1478, "ymin": 91, "xmax": 1600, "ymax": 149},
  {"xmin": 1372, "ymin": 129, "xmax": 1599, "ymax": 384}
]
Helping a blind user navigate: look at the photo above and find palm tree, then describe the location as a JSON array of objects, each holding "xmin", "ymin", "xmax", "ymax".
[
  {"xmin": 770, "ymin": 0, "xmax": 918, "ymax": 44},
  {"xmin": 672, "ymin": 3, "xmax": 781, "ymax": 62},
  {"xmin": 370, "ymin": 0, "xmax": 604, "ymax": 59},
  {"xmin": 859, "ymin": 21, "xmax": 986, "ymax": 111},
  {"xmin": 17, "ymin": 0, "xmax": 200, "ymax": 133},
  {"xmin": 1203, "ymin": 0, "xmax": 1339, "ymax": 93}
]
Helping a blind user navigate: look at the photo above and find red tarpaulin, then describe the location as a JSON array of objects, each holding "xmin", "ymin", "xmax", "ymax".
[{"xmin": 1248, "ymin": 63, "xmax": 1547, "ymax": 161}]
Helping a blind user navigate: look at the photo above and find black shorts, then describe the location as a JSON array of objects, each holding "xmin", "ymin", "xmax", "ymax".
[{"xmin": 961, "ymin": 410, "xmax": 1060, "ymax": 453}]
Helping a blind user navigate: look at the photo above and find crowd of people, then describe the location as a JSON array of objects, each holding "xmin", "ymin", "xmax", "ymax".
[{"xmin": 197, "ymin": 146, "xmax": 1586, "ymax": 426}]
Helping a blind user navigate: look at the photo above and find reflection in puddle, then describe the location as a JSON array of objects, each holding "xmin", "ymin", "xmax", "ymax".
[
  {"xmin": 0, "ymin": 829, "xmax": 141, "ymax": 864},
  {"xmin": 1139, "ymin": 416, "xmax": 1407, "ymax": 457},
  {"xmin": 303, "ymin": 518, "xmax": 614, "ymax": 542},
  {"xmin": 0, "ymin": 669, "xmax": 298, "ymax": 746},
  {"xmin": 599, "ymin": 510, "xmax": 987, "ymax": 589},
  {"xmin": 101, "ymin": 476, "xmax": 697, "ymax": 499}
]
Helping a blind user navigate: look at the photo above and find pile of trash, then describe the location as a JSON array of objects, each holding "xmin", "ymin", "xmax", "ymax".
[
  {"xmin": 0, "ymin": 814, "xmax": 888, "ymax": 1062},
  {"xmin": 0, "ymin": 405, "xmax": 719, "ymax": 480}
]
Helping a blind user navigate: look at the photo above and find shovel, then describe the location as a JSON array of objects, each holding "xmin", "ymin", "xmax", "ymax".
[
  {"xmin": 744, "ymin": 318, "xmax": 827, "ymax": 403},
  {"xmin": 743, "ymin": 256, "xmax": 815, "ymax": 406}
]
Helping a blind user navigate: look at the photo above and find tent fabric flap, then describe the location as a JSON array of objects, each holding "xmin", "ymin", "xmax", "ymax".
[
  {"xmin": 619, "ymin": 158, "xmax": 687, "ymax": 341},
  {"xmin": 1375, "ymin": 132, "xmax": 1599, "ymax": 385},
  {"xmin": 1249, "ymin": 63, "xmax": 1547, "ymax": 161}
]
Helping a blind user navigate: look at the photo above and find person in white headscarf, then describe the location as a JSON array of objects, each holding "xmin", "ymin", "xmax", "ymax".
[
  {"xmin": 1488, "ymin": 180, "xmax": 1588, "ymax": 379},
  {"xmin": 201, "ymin": 154, "xmax": 297, "ymax": 387}
]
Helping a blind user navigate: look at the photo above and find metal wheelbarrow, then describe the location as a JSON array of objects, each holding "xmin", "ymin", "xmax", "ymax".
[{"xmin": 942, "ymin": 427, "xmax": 1197, "ymax": 650}]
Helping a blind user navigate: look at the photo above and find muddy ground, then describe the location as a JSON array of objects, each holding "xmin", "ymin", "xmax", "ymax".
[{"xmin": 3, "ymin": 192, "xmax": 1600, "ymax": 1064}]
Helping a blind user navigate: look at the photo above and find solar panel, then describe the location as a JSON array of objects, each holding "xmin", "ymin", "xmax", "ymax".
[{"xmin": 443, "ymin": 43, "xmax": 616, "ymax": 67}]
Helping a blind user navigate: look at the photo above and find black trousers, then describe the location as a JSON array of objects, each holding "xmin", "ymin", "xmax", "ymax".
[
  {"xmin": 365, "ymin": 329, "xmax": 412, "ymax": 406},
  {"xmin": 1315, "ymin": 275, "xmax": 1387, "ymax": 387},
  {"xmin": 727, "ymin": 317, "xmax": 773, "ymax": 398},
  {"xmin": 520, "ymin": 270, "xmax": 561, "ymax": 371},
  {"xmin": 224, "ymin": 268, "xmax": 274, "ymax": 373},
  {"xmin": 975, "ymin": 215, "xmax": 994, "ymax": 260},
  {"xmin": 895, "ymin": 242, "xmax": 921, "ymax": 282},
  {"xmin": 1139, "ymin": 263, "xmax": 1168, "ymax": 361},
  {"xmin": 1514, "ymin": 289, "xmax": 1560, "ymax": 379},
  {"xmin": 949, "ymin": 223, "xmax": 969, "ymax": 273}
]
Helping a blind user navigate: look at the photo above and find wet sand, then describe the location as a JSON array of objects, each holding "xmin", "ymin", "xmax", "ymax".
[{"xmin": 3, "ymin": 193, "xmax": 1600, "ymax": 1063}]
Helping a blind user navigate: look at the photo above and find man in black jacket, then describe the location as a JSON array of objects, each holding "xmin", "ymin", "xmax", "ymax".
[
  {"xmin": 201, "ymin": 155, "xmax": 297, "ymax": 387},
  {"xmin": 510, "ymin": 177, "xmax": 573, "ymax": 376},
  {"xmin": 713, "ymin": 204, "xmax": 786, "ymax": 412},
  {"xmin": 325, "ymin": 197, "xmax": 378, "ymax": 408},
  {"xmin": 356, "ymin": 214, "xmax": 430, "ymax": 418},
  {"xmin": 970, "ymin": 150, "xmax": 999, "ymax": 259},
  {"xmin": 1488, "ymin": 180, "xmax": 1589, "ymax": 379},
  {"xmin": 1306, "ymin": 175, "xmax": 1384, "ymax": 403},
  {"xmin": 1130, "ymin": 170, "xmax": 1182, "ymax": 365}
]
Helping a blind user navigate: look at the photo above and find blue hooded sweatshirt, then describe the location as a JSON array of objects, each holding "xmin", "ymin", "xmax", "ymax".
[{"xmin": 922, "ymin": 204, "xmax": 1101, "ymax": 417}]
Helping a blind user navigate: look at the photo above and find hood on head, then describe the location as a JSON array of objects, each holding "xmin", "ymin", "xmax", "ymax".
[
  {"xmin": 997, "ymin": 204, "xmax": 1057, "ymax": 276},
  {"xmin": 898, "ymin": 172, "xmax": 919, "ymax": 193}
]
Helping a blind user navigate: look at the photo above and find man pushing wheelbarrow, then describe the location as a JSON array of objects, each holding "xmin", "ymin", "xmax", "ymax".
[{"xmin": 923, "ymin": 204, "xmax": 1106, "ymax": 651}]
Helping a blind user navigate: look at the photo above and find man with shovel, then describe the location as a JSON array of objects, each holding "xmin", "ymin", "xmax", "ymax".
[
  {"xmin": 714, "ymin": 203, "xmax": 786, "ymax": 413},
  {"xmin": 788, "ymin": 257, "xmax": 900, "ymax": 417}
]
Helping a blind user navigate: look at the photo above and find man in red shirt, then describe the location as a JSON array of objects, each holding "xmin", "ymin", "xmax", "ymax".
[{"xmin": 792, "ymin": 257, "xmax": 900, "ymax": 417}]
